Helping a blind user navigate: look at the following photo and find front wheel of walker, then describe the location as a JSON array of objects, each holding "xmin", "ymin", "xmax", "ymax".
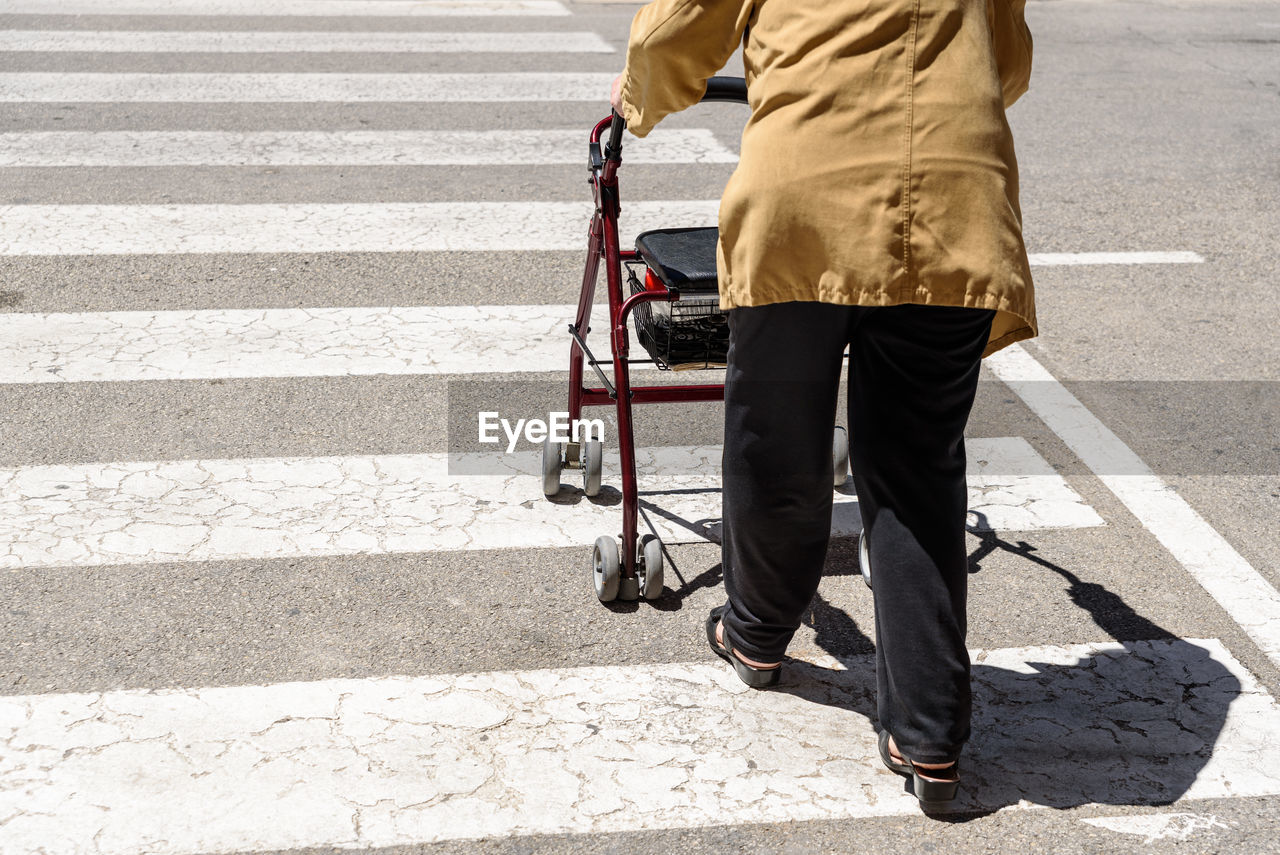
[
  {"xmin": 638, "ymin": 534, "xmax": 664, "ymax": 600},
  {"xmin": 592, "ymin": 536, "xmax": 621, "ymax": 602},
  {"xmin": 542, "ymin": 436, "xmax": 564, "ymax": 497},
  {"xmin": 858, "ymin": 528, "xmax": 872, "ymax": 589},
  {"xmin": 582, "ymin": 439, "xmax": 603, "ymax": 497},
  {"xmin": 832, "ymin": 426, "xmax": 850, "ymax": 488}
]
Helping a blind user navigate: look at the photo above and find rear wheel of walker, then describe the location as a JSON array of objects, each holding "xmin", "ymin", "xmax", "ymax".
[
  {"xmin": 542, "ymin": 436, "xmax": 563, "ymax": 497},
  {"xmin": 858, "ymin": 528, "xmax": 872, "ymax": 589},
  {"xmin": 638, "ymin": 534, "xmax": 664, "ymax": 600},
  {"xmin": 592, "ymin": 536, "xmax": 621, "ymax": 602},
  {"xmin": 582, "ymin": 439, "xmax": 603, "ymax": 497},
  {"xmin": 832, "ymin": 426, "xmax": 850, "ymax": 487}
]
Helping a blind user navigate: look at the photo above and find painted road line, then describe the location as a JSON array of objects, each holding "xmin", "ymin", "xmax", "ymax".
[
  {"xmin": 0, "ymin": 129, "xmax": 734, "ymax": 167},
  {"xmin": 0, "ymin": 304, "xmax": 614, "ymax": 383},
  {"xmin": 964, "ymin": 437, "xmax": 1105, "ymax": 532},
  {"xmin": 0, "ymin": 30, "xmax": 613, "ymax": 53},
  {"xmin": 987, "ymin": 344, "xmax": 1280, "ymax": 671},
  {"xmin": 0, "ymin": 72, "xmax": 616, "ymax": 103},
  {"xmin": 0, "ymin": 439, "xmax": 1102, "ymax": 570},
  {"xmin": 0, "ymin": 0, "xmax": 571, "ymax": 16},
  {"xmin": 0, "ymin": 204, "xmax": 1200, "ymax": 258},
  {"xmin": 1082, "ymin": 813, "xmax": 1231, "ymax": 846},
  {"xmin": 0, "ymin": 638, "xmax": 1276, "ymax": 852},
  {"xmin": 1026, "ymin": 251, "xmax": 1204, "ymax": 266},
  {"xmin": 0, "ymin": 201, "xmax": 719, "ymax": 255}
]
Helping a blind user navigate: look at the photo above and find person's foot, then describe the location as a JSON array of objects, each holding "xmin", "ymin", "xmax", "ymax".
[
  {"xmin": 885, "ymin": 735, "xmax": 958, "ymax": 782},
  {"xmin": 715, "ymin": 618, "xmax": 781, "ymax": 670},
  {"xmin": 705, "ymin": 607, "xmax": 783, "ymax": 689}
]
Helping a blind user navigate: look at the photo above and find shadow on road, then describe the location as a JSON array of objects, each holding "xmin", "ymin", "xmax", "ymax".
[{"xmin": 781, "ymin": 528, "xmax": 1241, "ymax": 816}]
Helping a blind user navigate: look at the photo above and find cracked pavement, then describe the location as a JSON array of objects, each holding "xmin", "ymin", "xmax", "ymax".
[
  {"xmin": 0, "ymin": 200, "xmax": 718, "ymax": 255},
  {"xmin": 0, "ymin": 440, "xmax": 1102, "ymax": 569},
  {"xmin": 0, "ymin": 129, "xmax": 734, "ymax": 166},
  {"xmin": 2, "ymin": 639, "xmax": 1277, "ymax": 854}
]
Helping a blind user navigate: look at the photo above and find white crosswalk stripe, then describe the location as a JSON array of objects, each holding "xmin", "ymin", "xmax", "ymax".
[
  {"xmin": 0, "ymin": 129, "xmax": 734, "ymax": 167},
  {"xmin": 0, "ymin": 201, "xmax": 715, "ymax": 254},
  {"xmin": 0, "ymin": 439, "xmax": 1104, "ymax": 570},
  {"xmin": 0, "ymin": 202, "xmax": 1204, "ymax": 258},
  {"xmin": 0, "ymin": 0, "xmax": 572, "ymax": 16},
  {"xmin": 0, "ymin": 72, "xmax": 617, "ymax": 103},
  {"xmin": 0, "ymin": 29, "xmax": 615, "ymax": 53},
  {"xmin": 1026, "ymin": 251, "xmax": 1204, "ymax": 265},
  {"xmin": 0, "ymin": 304, "xmax": 613, "ymax": 383},
  {"xmin": 1, "ymin": 638, "xmax": 1276, "ymax": 853}
]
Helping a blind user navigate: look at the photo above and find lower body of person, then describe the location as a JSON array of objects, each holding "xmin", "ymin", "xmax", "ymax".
[{"xmin": 705, "ymin": 300, "xmax": 995, "ymax": 808}]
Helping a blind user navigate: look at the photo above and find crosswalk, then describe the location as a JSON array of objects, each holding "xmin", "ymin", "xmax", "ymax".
[
  {"xmin": 0, "ymin": 29, "xmax": 615, "ymax": 53},
  {"xmin": 0, "ymin": 1, "xmax": 1276, "ymax": 851},
  {"xmin": 0, "ymin": 0, "xmax": 573, "ymax": 15},
  {"xmin": 0, "ymin": 202, "xmax": 1210, "ymax": 256},
  {"xmin": 0, "ymin": 72, "xmax": 620, "ymax": 102},
  {"xmin": 0, "ymin": 129, "xmax": 733, "ymax": 165},
  {"xmin": 0, "ymin": 200, "xmax": 716, "ymax": 253},
  {"xmin": 0, "ymin": 439, "xmax": 1105, "ymax": 570},
  {"xmin": 4, "ymin": 638, "xmax": 1278, "ymax": 854}
]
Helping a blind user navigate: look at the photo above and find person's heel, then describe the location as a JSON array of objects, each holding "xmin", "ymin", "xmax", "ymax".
[
  {"xmin": 912, "ymin": 771, "xmax": 960, "ymax": 806},
  {"xmin": 877, "ymin": 730, "xmax": 960, "ymax": 809},
  {"xmin": 705, "ymin": 607, "xmax": 781, "ymax": 689}
]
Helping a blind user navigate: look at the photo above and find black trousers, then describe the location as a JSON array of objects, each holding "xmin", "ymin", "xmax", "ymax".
[{"xmin": 718, "ymin": 301, "xmax": 994, "ymax": 764}]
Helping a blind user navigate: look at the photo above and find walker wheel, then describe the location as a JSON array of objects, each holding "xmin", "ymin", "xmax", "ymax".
[
  {"xmin": 833, "ymin": 425, "xmax": 850, "ymax": 488},
  {"xmin": 858, "ymin": 528, "xmax": 872, "ymax": 589},
  {"xmin": 638, "ymin": 534, "xmax": 664, "ymax": 600},
  {"xmin": 582, "ymin": 439, "xmax": 603, "ymax": 497},
  {"xmin": 592, "ymin": 536, "xmax": 621, "ymax": 602},
  {"xmin": 542, "ymin": 436, "xmax": 564, "ymax": 497}
]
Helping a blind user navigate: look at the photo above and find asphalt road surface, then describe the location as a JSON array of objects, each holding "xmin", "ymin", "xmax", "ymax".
[{"xmin": 1, "ymin": 1, "xmax": 1278, "ymax": 853}]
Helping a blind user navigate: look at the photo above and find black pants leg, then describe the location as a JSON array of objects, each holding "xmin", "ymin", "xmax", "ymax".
[
  {"xmin": 720, "ymin": 301, "xmax": 852, "ymax": 662},
  {"xmin": 719, "ymin": 300, "xmax": 993, "ymax": 763},
  {"xmin": 848, "ymin": 304, "xmax": 993, "ymax": 765}
]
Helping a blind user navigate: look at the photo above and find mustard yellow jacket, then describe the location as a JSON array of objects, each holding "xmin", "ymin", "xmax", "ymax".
[{"xmin": 618, "ymin": 0, "xmax": 1036, "ymax": 355}]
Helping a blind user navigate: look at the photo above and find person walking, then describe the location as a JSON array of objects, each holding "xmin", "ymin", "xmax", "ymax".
[{"xmin": 610, "ymin": 0, "xmax": 1036, "ymax": 808}]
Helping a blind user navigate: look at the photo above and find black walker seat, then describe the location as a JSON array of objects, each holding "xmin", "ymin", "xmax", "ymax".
[{"xmin": 634, "ymin": 227, "xmax": 720, "ymax": 292}]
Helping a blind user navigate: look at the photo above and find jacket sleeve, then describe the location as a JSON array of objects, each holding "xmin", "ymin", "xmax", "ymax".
[
  {"xmin": 991, "ymin": 0, "xmax": 1033, "ymax": 107},
  {"xmin": 617, "ymin": 0, "xmax": 754, "ymax": 137}
]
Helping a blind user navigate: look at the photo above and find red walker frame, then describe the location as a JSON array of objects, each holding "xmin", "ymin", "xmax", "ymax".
[{"xmin": 543, "ymin": 78, "xmax": 751, "ymax": 603}]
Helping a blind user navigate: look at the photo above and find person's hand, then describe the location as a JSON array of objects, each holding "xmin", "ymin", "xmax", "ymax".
[{"xmin": 610, "ymin": 73, "xmax": 624, "ymax": 116}]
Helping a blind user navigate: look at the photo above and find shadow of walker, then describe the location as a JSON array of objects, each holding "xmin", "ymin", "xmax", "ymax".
[{"xmin": 779, "ymin": 528, "xmax": 1277, "ymax": 814}]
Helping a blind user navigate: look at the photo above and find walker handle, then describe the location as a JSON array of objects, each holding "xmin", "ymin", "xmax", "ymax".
[
  {"xmin": 700, "ymin": 76, "xmax": 748, "ymax": 104},
  {"xmin": 597, "ymin": 77, "xmax": 746, "ymax": 172},
  {"xmin": 605, "ymin": 111, "xmax": 625, "ymax": 163}
]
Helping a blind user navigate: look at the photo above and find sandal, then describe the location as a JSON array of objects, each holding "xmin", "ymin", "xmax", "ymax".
[
  {"xmin": 705, "ymin": 606, "xmax": 782, "ymax": 688},
  {"xmin": 877, "ymin": 730, "xmax": 960, "ymax": 809}
]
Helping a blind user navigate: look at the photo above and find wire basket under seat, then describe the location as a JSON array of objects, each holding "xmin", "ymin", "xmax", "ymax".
[{"xmin": 626, "ymin": 262, "xmax": 729, "ymax": 371}]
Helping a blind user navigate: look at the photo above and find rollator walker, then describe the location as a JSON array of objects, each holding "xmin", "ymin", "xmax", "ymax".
[{"xmin": 541, "ymin": 77, "xmax": 856, "ymax": 603}]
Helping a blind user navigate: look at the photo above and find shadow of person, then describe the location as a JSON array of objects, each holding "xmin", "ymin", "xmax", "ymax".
[{"xmin": 768, "ymin": 530, "xmax": 1247, "ymax": 816}]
